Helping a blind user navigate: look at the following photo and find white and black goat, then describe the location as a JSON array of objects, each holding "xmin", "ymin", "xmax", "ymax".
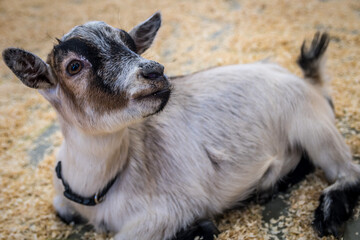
[{"xmin": 3, "ymin": 12, "xmax": 360, "ymax": 240}]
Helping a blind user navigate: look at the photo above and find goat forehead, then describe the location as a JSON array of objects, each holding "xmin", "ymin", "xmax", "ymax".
[
  {"xmin": 62, "ymin": 21, "xmax": 115, "ymax": 41},
  {"xmin": 59, "ymin": 21, "xmax": 137, "ymax": 57}
]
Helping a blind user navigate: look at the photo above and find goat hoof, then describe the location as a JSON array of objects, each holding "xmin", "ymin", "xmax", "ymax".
[
  {"xmin": 255, "ymin": 186, "xmax": 280, "ymax": 205},
  {"xmin": 56, "ymin": 211, "xmax": 87, "ymax": 225},
  {"xmin": 312, "ymin": 191, "xmax": 353, "ymax": 238},
  {"xmin": 312, "ymin": 218, "xmax": 344, "ymax": 238},
  {"xmin": 174, "ymin": 219, "xmax": 220, "ymax": 240}
]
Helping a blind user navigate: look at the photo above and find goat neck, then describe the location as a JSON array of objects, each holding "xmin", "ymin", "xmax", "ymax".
[{"xmin": 57, "ymin": 120, "xmax": 129, "ymax": 198}]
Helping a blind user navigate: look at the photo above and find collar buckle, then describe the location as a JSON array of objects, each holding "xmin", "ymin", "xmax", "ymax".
[{"xmin": 94, "ymin": 193, "xmax": 105, "ymax": 204}]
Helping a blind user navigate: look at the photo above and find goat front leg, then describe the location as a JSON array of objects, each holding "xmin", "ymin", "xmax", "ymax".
[
  {"xmin": 292, "ymin": 115, "xmax": 360, "ymax": 237},
  {"xmin": 53, "ymin": 173, "xmax": 86, "ymax": 225},
  {"xmin": 53, "ymin": 194, "xmax": 86, "ymax": 224},
  {"xmin": 172, "ymin": 219, "xmax": 219, "ymax": 240}
]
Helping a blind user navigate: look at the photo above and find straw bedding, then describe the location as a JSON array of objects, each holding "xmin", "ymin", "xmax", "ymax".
[{"xmin": 0, "ymin": 0, "xmax": 359, "ymax": 239}]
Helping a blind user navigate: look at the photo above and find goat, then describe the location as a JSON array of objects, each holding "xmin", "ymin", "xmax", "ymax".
[{"xmin": 3, "ymin": 12, "xmax": 360, "ymax": 240}]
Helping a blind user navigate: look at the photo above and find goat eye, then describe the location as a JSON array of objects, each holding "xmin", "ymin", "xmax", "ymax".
[{"xmin": 66, "ymin": 60, "xmax": 83, "ymax": 76}]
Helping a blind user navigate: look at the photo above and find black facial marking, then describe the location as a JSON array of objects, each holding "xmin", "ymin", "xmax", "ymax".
[
  {"xmin": 54, "ymin": 37, "xmax": 125, "ymax": 93},
  {"xmin": 54, "ymin": 38, "xmax": 102, "ymax": 72},
  {"xmin": 313, "ymin": 181, "xmax": 360, "ymax": 237},
  {"xmin": 54, "ymin": 38, "xmax": 113, "ymax": 95},
  {"xmin": 173, "ymin": 219, "xmax": 220, "ymax": 240},
  {"xmin": 108, "ymin": 36, "xmax": 137, "ymax": 63}
]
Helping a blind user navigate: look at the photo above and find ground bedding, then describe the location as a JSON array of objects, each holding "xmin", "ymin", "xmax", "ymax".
[{"xmin": 0, "ymin": 0, "xmax": 359, "ymax": 239}]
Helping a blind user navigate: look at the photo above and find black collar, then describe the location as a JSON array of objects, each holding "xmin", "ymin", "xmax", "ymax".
[{"xmin": 55, "ymin": 161, "xmax": 119, "ymax": 206}]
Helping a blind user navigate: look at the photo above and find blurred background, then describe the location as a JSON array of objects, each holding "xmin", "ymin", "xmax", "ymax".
[{"xmin": 0, "ymin": 0, "xmax": 359, "ymax": 239}]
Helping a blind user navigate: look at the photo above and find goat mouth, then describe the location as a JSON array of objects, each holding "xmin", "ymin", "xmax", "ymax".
[
  {"xmin": 135, "ymin": 88, "xmax": 171, "ymax": 101},
  {"xmin": 140, "ymin": 88, "xmax": 171, "ymax": 117},
  {"xmin": 154, "ymin": 88, "xmax": 171, "ymax": 114}
]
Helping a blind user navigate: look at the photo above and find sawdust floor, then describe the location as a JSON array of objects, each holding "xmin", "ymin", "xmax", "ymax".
[{"xmin": 0, "ymin": 0, "xmax": 360, "ymax": 239}]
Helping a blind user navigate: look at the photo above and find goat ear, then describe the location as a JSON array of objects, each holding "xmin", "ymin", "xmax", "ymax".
[
  {"xmin": 129, "ymin": 12, "xmax": 161, "ymax": 54},
  {"xmin": 2, "ymin": 48, "xmax": 55, "ymax": 89}
]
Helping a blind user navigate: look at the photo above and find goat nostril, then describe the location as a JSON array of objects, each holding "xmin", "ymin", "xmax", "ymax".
[
  {"xmin": 140, "ymin": 61, "xmax": 165, "ymax": 80},
  {"xmin": 142, "ymin": 72, "xmax": 162, "ymax": 80}
]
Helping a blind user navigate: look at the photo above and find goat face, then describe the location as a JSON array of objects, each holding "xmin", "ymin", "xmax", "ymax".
[{"xmin": 3, "ymin": 12, "xmax": 170, "ymax": 134}]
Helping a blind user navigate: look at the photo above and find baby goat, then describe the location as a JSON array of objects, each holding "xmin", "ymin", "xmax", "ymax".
[{"xmin": 3, "ymin": 12, "xmax": 360, "ymax": 240}]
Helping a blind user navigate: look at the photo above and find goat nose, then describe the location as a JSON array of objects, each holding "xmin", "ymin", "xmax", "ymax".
[{"xmin": 139, "ymin": 61, "xmax": 164, "ymax": 80}]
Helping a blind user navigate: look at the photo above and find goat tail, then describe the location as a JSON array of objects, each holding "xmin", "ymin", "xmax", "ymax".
[{"xmin": 297, "ymin": 32, "xmax": 330, "ymax": 87}]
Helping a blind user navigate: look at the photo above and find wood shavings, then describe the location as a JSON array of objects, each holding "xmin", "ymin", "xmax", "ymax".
[{"xmin": 0, "ymin": 0, "xmax": 359, "ymax": 239}]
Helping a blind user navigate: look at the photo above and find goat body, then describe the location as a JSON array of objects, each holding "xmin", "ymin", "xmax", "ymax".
[{"xmin": 3, "ymin": 13, "xmax": 360, "ymax": 240}]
